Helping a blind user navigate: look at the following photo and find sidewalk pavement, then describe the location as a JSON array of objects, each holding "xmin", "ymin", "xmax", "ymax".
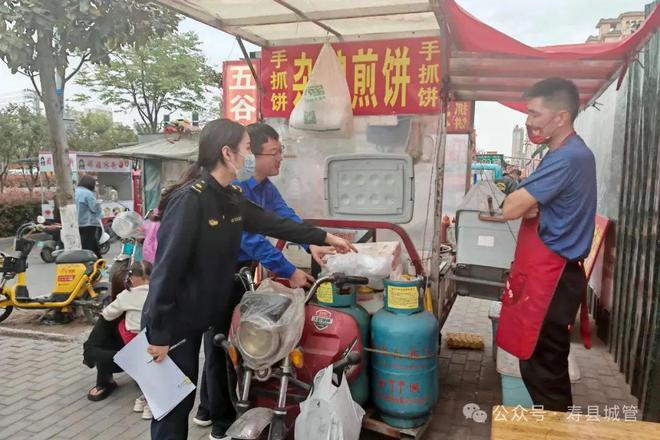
[{"xmin": 0, "ymin": 296, "xmax": 639, "ymax": 440}]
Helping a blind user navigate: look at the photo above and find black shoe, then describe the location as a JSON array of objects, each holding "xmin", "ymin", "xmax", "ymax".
[
  {"xmin": 193, "ymin": 406, "xmax": 212, "ymax": 427},
  {"xmin": 209, "ymin": 421, "xmax": 232, "ymax": 440}
]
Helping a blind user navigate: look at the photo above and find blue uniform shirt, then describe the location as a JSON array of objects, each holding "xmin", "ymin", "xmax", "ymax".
[
  {"xmin": 236, "ymin": 177, "xmax": 309, "ymax": 278},
  {"xmin": 520, "ymin": 135, "xmax": 597, "ymax": 261},
  {"xmin": 74, "ymin": 186, "xmax": 102, "ymax": 227}
]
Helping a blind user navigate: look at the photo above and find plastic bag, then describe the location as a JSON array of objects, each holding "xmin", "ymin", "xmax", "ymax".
[
  {"xmin": 235, "ymin": 279, "xmax": 305, "ymax": 370},
  {"xmin": 289, "ymin": 43, "xmax": 353, "ymax": 138},
  {"xmin": 111, "ymin": 211, "xmax": 145, "ymax": 239},
  {"xmin": 295, "ymin": 365, "xmax": 365, "ymax": 440},
  {"xmin": 325, "ymin": 253, "xmax": 393, "ymax": 279}
]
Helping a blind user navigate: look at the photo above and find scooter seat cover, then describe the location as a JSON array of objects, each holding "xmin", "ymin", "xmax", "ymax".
[{"xmin": 55, "ymin": 249, "xmax": 97, "ymax": 264}]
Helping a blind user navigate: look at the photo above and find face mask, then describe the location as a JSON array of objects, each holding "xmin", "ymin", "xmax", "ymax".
[
  {"xmin": 526, "ymin": 112, "xmax": 562, "ymax": 145},
  {"xmin": 526, "ymin": 124, "xmax": 550, "ymax": 145},
  {"xmin": 228, "ymin": 150, "xmax": 256, "ymax": 181}
]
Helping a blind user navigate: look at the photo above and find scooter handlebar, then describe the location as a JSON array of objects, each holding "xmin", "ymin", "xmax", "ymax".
[
  {"xmin": 338, "ymin": 274, "xmax": 369, "ymax": 286},
  {"xmin": 305, "ymin": 273, "xmax": 370, "ymax": 303},
  {"xmin": 213, "ymin": 333, "xmax": 230, "ymax": 350},
  {"xmin": 332, "ymin": 351, "xmax": 361, "ymax": 375}
]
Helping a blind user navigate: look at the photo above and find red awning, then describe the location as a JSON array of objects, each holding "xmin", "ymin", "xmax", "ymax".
[
  {"xmin": 152, "ymin": 0, "xmax": 659, "ymax": 112},
  {"xmin": 442, "ymin": 0, "xmax": 660, "ymax": 110}
]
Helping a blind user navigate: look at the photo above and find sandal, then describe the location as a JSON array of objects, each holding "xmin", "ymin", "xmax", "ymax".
[{"xmin": 87, "ymin": 381, "xmax": 117, "ymax": 401}]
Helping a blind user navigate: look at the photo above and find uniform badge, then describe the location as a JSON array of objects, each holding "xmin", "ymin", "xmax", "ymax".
[{"xmin": 208, "ymin": 219, "xmax": 219, "ymax": 226}]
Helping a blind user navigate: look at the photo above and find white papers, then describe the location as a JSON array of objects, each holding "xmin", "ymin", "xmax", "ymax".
[{"xmin": 113, "ymin": 330, "xmax": 196, "ymax": 421}]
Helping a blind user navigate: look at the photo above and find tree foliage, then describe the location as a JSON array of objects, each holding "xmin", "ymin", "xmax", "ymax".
[
  {"xmin": 0, "ymin": 0, "xmax": 180, "ymax": 103},
  {"xmin": 0, "ymin": 0, "xmax": 179, "ymax": 246},
  {"xmin": 67, "ymin": 111, "xmax": 137, "ymax": 152},
  {"xmin": 0, "ymin": 105, "xmax": 49, "ymax": 192},
  {"xmin": 76, "ymin": 31, "xmax": 217, "ymax": 133}
]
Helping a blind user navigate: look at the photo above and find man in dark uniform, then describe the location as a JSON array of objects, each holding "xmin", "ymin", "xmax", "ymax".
[
  {"xmin": 498, "ymin": 78, "xmax": 597, "ymax": 411},
  {"xmin": 142, "ymin": 118, "xmax": 354, "ymax": 439}
]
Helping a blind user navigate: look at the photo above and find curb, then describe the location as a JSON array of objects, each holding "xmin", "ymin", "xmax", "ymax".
[{"xmin": 0, "ymin": 326, "xmax": 89, "ymax": 343}]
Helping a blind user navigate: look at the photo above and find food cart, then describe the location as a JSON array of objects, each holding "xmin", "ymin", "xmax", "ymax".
[
  {"xmin": 103, "ymin": 134, "xmax": 198, "ymax": 213},
  {"xmin": 38, "ymin": 151, "xmax": 136, "ymax": 219},
  {"xmin": 151, "ymin": 0, "xmax": 660, "ymax": 433}
]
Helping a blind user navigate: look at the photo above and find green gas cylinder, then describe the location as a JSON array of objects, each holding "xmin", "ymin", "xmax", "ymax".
[{"xmin": 316, "ymin": 281, "xmax": 371, "ymax": 406}]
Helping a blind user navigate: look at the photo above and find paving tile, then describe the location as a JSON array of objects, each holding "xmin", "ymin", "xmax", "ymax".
[{"xmin": 0, "ymin": 296, "xmax": 641, "ymax": 440}]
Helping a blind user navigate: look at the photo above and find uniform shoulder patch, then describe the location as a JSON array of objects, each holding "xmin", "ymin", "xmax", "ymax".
[{"xmin": 190, "ymin": 179, "xmax": 207, "ymax": 194}]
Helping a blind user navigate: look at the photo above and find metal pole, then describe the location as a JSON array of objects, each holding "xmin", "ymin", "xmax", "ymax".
[
  {"xmin": 236, "ymin": 36, "xmax": 264, "ymax": 96},
  {"xmin": 429, "ymin": 107, "xmax": 448, "ymax": 318},
  {"xmin": 429, "ymin": 0, "xmax": 452, "ymax": 321}
]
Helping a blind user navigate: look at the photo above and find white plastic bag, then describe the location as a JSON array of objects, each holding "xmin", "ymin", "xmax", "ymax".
[
  {"xmin": 111, "ymin": 211, "xmax": 145, "ymax": 239},
  {"xmin": 289, "ymin": 43, "xmax": 353, "ymax": 138},
  {"xmin": 295, "ymin": 365, "xmax": 365, "ymax": 440},
  {"xmin": 325, "ymin": 253, "xmax": 393, "ymax": 279}
]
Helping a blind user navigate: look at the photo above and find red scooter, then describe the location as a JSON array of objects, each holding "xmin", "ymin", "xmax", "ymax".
[{"xmin": 214, "ymin": 270, "xmax": 368, "ymax": 440}]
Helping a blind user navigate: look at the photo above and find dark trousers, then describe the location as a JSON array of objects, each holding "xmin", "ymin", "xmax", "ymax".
[
  {"xmin": 83, "ymin": 317, "xmax": 124, "ymax": 387},
  {"xmin": 198, "ymin": 276, "xmax": 246, "ymax": 429},
  {"xmin": 150, "ymin": 331, "xmax": 203, "ymax": 440},
  {"xmin": 79, "ymin": 225, "xmax": 101, "ymax": 257},
  {"xmin": 519, "ymin": 262, "xmax": 586, "ymax": 411},
  {"xmin": 198, "ymin": 327, "xmax": 236, "ymax": 428}
]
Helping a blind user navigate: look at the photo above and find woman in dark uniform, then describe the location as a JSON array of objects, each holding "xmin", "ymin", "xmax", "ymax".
[{"xmin": 142, "ymin": 118, "xmax": 354, "ymax": 439}]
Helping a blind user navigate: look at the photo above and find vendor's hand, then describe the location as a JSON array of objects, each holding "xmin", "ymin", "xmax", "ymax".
[
  {"xmin": 524, "ymin": 204, "xmax": 539, "ymax": 219},
  {"xmin": 147, "ymin": 344, "xmax": 169, "ymax": 363},
  {"xmin": 324, "ymin": 233, "xmax": 357, "ymax": 254},
  {"xmin": 309, "ymin": 245, "xmax": 336, "ymax": 266},
  {"xmin": 289, "ymin": 268, "xmax": 315, "ymax": 288}
]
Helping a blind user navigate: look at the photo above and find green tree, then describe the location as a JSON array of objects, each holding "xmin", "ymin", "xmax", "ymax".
[
  {"xmin": 0, "ymin": 106, "xmax": 19, "ymax": 193},
  {"xmin": 67, "ymin": 111, "xmax": 137, "ymax": 152},
  {"xmin": 76, "ymin": 31, "xmax": 217, "ymax": 133},
  {"xmin": 0, "ymin": 105, "xmax": 49, "ymax": 193},
  {"xmin": 0, "ymin": 0, "xmax": 178, "ymax": 248}
]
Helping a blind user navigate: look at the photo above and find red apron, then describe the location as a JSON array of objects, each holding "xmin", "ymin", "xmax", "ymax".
[{"xmin": 496, "ymin": 216, "xmax": 591, "ymax": 360}]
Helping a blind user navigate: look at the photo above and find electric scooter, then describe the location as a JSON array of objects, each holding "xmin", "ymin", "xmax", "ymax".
[
  {"xmin": 215, "ymin": 271, "xmax": 368, "ymax": 440},
  {"xmin": 0, "ymin": 225, "xmax": 110, "ymax": 324}
]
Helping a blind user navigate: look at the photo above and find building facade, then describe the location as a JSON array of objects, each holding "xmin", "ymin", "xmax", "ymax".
[{"xmin": 586, "ymin": 11, "xmax": 645, "ymax": 43}]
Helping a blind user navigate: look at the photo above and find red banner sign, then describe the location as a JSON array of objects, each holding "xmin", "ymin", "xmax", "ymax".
[
  {"xmin": 262, "ymin": 37, "xmax": 442, "ymax": 117},
  {"xmin": 223, "ymin": 60, "xmax": 261, "ymax": 124},
  {"xmin": 446, "ymin": 101, "xmax": 474, "ymax": 134}
]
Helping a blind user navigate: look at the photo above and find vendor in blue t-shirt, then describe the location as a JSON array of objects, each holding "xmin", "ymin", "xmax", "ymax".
[
  {"xmin": 498, "ymin": 78, "xmax": 597, "ymax": 412},
  {"xmin": 194, "ymin": 123, "xmax": 335, "ymax": 434}
]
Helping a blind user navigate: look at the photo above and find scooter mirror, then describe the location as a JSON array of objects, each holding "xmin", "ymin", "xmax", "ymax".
[
  {"xmin": 36, "ymin": 216, "xmax": 46, "ymax": 224},
  {"xmin": 110, "ymin": 188, "xmax": 119, "ymax": 202}
]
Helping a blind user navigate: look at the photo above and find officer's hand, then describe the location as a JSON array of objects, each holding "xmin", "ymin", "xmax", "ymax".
[
  {"xmin": 147, "ymin": 344, "xmax": 169, "ymax": 363},
  {"xmin": 325, "ymin": 234, "xmax": 358, "ymax": 254},
  {"xmin": 309, "ymin": 245, "xmax": 336, "ymax": 266},
  {"xmin": 289, "ymin": 269, "xmax": 314, "ymax": 288},
  {"xmin": 524, "ymin": 204, "xmax": 539, "ymax": 219}
]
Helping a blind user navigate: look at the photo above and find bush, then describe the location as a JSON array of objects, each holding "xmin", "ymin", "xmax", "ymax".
[{"xmin": 0, "ymin": 189, "xmax": 52, "ymax": 237}]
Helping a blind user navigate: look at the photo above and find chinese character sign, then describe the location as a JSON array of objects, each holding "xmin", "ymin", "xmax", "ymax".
[
  {"xmin": 38, "ymin": 152, "xmax": 77, "ymax": 173},
  {"xmin": 446, "ymin": 101, "xmax": 474, "ymax": 134},
  {"xmin": 223, "ymin": 60, "xmax": 261, "ymax": 124},
  {"xmin": 262, "ymin": 38, "xmax": 442, "ymax": 117}
]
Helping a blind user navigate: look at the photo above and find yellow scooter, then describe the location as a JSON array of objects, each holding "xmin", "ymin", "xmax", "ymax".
[{"xmin": 0, "ymin": 223, "xmax": 110, "ymax": 324}]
